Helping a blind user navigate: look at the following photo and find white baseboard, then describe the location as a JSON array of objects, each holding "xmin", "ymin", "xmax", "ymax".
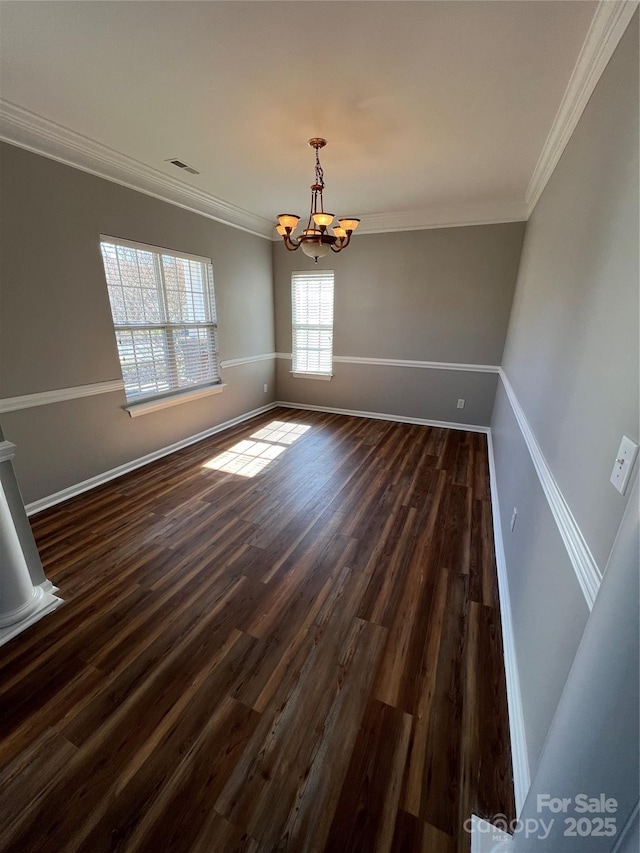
[
  {"xmin": 26, "ymin": 402, "xmax": 278, "ymax": 516},
  {"xmin": 276, "ymin": 400, "xmax": 490, "ymax": 434},
  {"xmin": 25, "ymin": 400, "xmax": 486, "ymax": 516},
  {"xmin": 487, "ymin": 431, "xmax": 531, "ymax": 815}
]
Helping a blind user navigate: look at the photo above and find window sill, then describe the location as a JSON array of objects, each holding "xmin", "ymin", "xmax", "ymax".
[
  {"xmin": 290, "ymin": 372, "xmax": 333, "ymax": 381},
  {"xmin": 125, "ymin": 383, "xmax": 226, "ymax": 418}
]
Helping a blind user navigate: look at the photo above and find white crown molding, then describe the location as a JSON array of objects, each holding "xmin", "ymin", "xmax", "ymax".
[
  {"xmin": 220, "ymin": 353, "xmax": 277, "ymax": 368},
  {"xmin": 22, "ymin": 394, "xmax": 487, "ymax": 515},
  {"xmin": 277, "ymin": 352, "xmax": 500, "ymax": 373},
  {"xmin": 270, "ymin": 204, "xmax": 528, "ymax": 240},
  {"xmin": 25, "ymin": 402, "xmax": 279, "ymax": 516},
  {"xmin": 0, "ymin": 379, "xmax": 124, "ymax": 414},
  {"xmin": 486, "ymin": 431, "xmax": 530, "ymax": 816},
  {"xmin": 525, "ymin": 0, "xmax": 638, "ymax": 214},
  {"xmin": 353, "ymin": 204, "xmax": 528, "ymax": 236},
  {"xmin": 276, "ymin": 401, "xmax": 489, "ymax": 434},
  {"xmin": 2, "ymin": 2, "xmax": 635, "ymax": 243},
  {"xmin": 499, "ymin": 369, "xmax": 602, "ymax": 609},
  {"xmin": 0, "ymin": 100, "xmax": 274, "ymax": 240},
  {"xmin": 0, "ymin": 101, "xmax": 528, "ymax": 238}
]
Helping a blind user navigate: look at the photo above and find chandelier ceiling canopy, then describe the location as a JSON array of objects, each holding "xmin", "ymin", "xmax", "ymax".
[{"xmin": 276, "ymin": 138, "xmax": 360, "ymax": 263}]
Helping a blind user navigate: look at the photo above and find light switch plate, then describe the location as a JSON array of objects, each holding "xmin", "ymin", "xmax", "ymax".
[{"xmin": 610, "ymin": 435, "xmax": 639, "ymax": 495}]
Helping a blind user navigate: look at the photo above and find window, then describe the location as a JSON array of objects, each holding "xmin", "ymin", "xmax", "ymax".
[
  {"xmin": 99, "ymin": 236, "xmax": 221, "ymax": 407},
  {"xmin": 291, "ymin": 270, "xmax": 334, "ymax": 378}
]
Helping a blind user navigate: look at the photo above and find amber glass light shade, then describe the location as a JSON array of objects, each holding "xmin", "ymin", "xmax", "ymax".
[
  {"xmin": 278, "ymin": 214, "xmax": 300, "ymax": 230},
  {"xmin": 276, "ymin": 224, "xmax": 287, "ymax": 236},
  {"xmin": 338, "ymin": 218, "xmax": 360, "ymax": 232},
  {"xmin": 332, "ymin": 227, "xmax": 347, "ymax": 238},
  {"xmin": 312, "ymin": 212, "xmax": 334, "ymax": 228}
]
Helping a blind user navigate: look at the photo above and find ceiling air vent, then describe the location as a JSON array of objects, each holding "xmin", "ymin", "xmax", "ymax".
[{"xmin": 166, "ymin": 158, "xmax": 200, "ymax": 175}]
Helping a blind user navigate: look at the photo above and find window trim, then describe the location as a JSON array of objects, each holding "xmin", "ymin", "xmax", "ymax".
[
  {"xmin": 125, "ymin": 382, "xmax": 226, "ymax": 418},
  {"xmin": 290, "ymin": 371, "xmax": 333, "ymax": 381},
  {"xmin": 100, "ymin": 235, "xmax": 213, "ymax": 266},
  {"xmin": 100, "ymin": 235, "xmax": 222, "ymax": 409},
  {"xmin": 291, "ymin": 269, "xmax": 335, "ymax": 379}
]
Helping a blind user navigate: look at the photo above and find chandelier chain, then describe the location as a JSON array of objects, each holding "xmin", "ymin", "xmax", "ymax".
[{"xmin": 315, "ymin": 145, "xmax": 324, "ymax": 189}]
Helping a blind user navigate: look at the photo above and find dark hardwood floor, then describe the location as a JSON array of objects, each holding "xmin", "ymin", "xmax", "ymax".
[{"xmin": 0, "ymin": 407, "xmax": 514, "ymax": 852}]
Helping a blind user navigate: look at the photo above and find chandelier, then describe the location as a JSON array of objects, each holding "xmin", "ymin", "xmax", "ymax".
[{"xmin": 276, "ymin": 138, "xmax": 360, "ymax": 263}]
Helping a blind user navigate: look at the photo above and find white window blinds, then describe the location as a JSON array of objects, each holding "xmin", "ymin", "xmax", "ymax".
[
  {"xmin": 291, "ymin": 270, "xmax": 334, "ymax": 375},
  {"xmin": 99, "ymin": 237, "xmax": 220, "ymax": 402}
]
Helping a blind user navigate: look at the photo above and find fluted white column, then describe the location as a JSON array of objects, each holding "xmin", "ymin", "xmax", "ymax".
[
  {"xmin": 0, "ymin": 440, "xmax": 62, "ymax": 646},
  {"xmin": 0, "ymin": 477, "xmax": 43, "ymax": 627}
]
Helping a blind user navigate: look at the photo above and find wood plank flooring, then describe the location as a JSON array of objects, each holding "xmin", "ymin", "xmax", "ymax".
[{"xmin": 0, "ymin": 408, "xmax": 514, "ymax": 852}]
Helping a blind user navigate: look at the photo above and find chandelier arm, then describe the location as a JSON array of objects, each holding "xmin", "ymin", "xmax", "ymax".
[
  {"xmin": 329, "ymin": 235, "xmax": 349, "ymax": 252},
  {"xmin": 283, "ymin": 237, "xmax": 301, "ymax": 252},
  {"xmin": 282, "ymin": 229, "xmax": 301, "ymax": 250}
]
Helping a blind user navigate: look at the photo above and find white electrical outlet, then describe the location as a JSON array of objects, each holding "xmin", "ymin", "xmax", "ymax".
[
  {"xmin": 610, "ymin": 435, "xmax": 639, "ymax": 495},
  {"xmin": 510, "ymin": 507, "xmax": 518, "ymax": 531},
  {"xmin": 263, "ymin": 384, "xmax": 268, "ymax": 393},
  {"xmin": 457, "ymin": 399, "xmax": 465, "ymax": 409}
]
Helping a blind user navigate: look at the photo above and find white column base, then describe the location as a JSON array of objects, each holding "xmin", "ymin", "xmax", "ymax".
[{"xmin": 0, "ymin": 582, "xmax": 63, "ymax": 648}]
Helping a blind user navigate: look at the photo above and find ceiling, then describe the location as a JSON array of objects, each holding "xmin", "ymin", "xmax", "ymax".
[{"xmin": 0, "ymin": 1, "xmax": 629, "ymax": 237}]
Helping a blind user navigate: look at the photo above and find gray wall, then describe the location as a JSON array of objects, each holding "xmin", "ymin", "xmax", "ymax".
[
  {"xmin": 0, "ymin": 143, "xmax": 276, "ymax": 504},
  {"xmin": 0, "ymin": 142, "xmax": 525, "ymax": 504},
  {"xmin": 491, "ymin": 14, "xmax": 639, "ymax": 777},
  {"xmin": 273, "ymin": 223, "xmax": 525, "ymax": 427},
  {"xmin": 513, "ymin": 476, "xmax": 638, "ymax": 852}
]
